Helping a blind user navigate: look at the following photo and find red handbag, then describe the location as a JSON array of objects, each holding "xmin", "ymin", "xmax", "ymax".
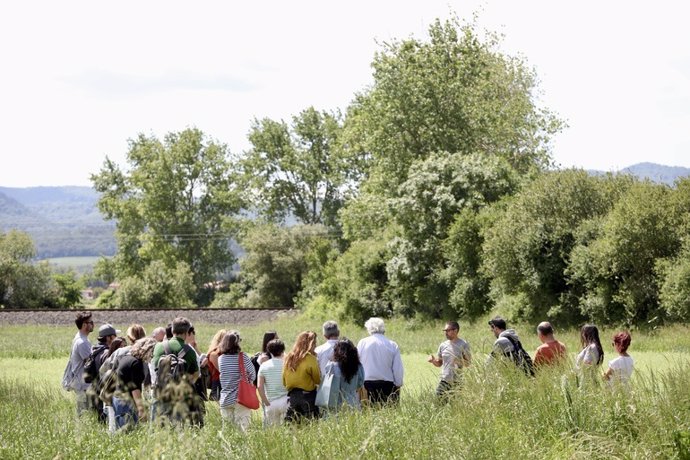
[{"xmin": 237, "ymin": 352, "xmax": 260, "ymax": 410}]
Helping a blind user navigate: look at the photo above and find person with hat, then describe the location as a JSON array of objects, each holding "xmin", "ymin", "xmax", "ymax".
[{"xmin": 85, "ymin": 323, "xmax": 120, "ymax": 422}]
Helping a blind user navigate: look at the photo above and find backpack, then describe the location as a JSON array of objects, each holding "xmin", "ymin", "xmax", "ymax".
[
  {"xmin": 98, "ymin": 349, "xmax": 127, "ymax": 405},
  {"xmin": 503, "ymin": 335, "xmax": 535, "ymax": 377},
  {"xmin": 83, "ymin": 345, "xmax": 107, "ymax": 384},
  {"xmin": 156, "ymin": 340, "xmax": 189, "ymax": 391}
]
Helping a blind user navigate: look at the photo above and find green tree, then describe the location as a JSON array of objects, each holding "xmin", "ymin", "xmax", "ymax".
[
  {"xmin": 0, "ymin": 231, "xmax": 52, "ymax": 308},
  {"xmin": 342, "ymin": 16, "xmax": 562, "ymax": 196},
  {"xmin": 50, "ymin": 271, "xmax": 83, "ymax": 308},
  {"xmin": 242, "ymin": 107, "xmax": 358, "ymax": 228},
  {"xmin": 483, "ymin": 170, "xmax": 633, "ymax": 323},
  {"xmin": 91, "ymin": 128, "xmax": 242, "ymax": 304},
  {"xmin": 239, "ymin": 223, "xmax": 337, "ymax": 309}
]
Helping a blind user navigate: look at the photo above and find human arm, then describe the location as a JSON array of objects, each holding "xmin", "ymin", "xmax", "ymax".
[
  {"xmin": 244, "ymin": 353, "xmax": 256, "ymax": 383},
  {"xmin": 131, "ymin": 389, "xmax": 147, "ymax": 421},
  {"xmin": 257, "ymin": 374, "xmax": 270, "ymax": 406},
  {"xmin": 602, "ymin": 366, "xmax": 613, "ymax": 381},
  {"xmin": 392, "ymin": 347, "xmax": 404, "ymax": 387},
  {"xmin": 428, "ymin": 351, "xmax": 442, "ymax": 367},
  {"xmin": 462, "ymin": 344, "xmax": 472, "ymax": 367},
  {"xmin": 310, "ymin": 355, "xmax": 321, "ymax": 386}
]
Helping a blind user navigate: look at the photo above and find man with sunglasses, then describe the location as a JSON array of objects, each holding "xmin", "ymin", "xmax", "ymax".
[
  {"xmin": 62, "ymin": 311, "xmax": 95, "ymax": 415},
  {"xmin": 427, "ymin": 321, "xmax": 471, "ymax": 399}
]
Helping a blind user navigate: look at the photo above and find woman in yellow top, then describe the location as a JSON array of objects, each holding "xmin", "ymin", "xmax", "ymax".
[{"xmin": 282, "ymin": 331, "xmax": 321, "ymax": 421}]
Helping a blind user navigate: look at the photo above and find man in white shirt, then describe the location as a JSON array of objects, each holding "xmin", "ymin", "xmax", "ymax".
[
  {"xmin": 314, "ymin": 320, "xmax": 340, "ymax": 377},
  {"xmin": 357, "ymin": 317, "xmax": 404, "ymax": 405}
]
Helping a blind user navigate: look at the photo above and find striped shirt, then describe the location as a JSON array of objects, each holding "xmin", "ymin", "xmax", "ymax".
[
  {"xmin": 257, "ymin": 358, "xmax": 288, "ymax": 402},
  {"xmin": 218, "ymin": 352, "xmax": 256, "ymax": 407}
]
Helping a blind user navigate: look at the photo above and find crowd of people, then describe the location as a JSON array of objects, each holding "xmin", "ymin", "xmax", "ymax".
[{"xmin": 61, "ymin": 312, "xmax": 634, "ymax": 433}]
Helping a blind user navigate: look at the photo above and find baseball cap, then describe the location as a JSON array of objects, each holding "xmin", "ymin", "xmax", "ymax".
[{"xmin": 98, "ymin": 324, "xmax": 120, "ymax": 338}]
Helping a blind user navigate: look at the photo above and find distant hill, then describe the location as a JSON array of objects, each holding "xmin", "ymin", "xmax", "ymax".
[
  {"xmin": 620, "ymin": 162, "xmax": 690, "ymax": 186},
  {"xmin": 0, "ymin": 186, "xmax": 115, "ymax": 258},
  {"xmin": 588, "ymin": 162, "xmax": 690, "ymax": 186}
]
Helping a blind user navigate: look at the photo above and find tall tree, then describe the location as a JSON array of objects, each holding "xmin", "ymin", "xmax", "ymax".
[
  {"xmin": 91, "ymin": 128, "xmax": 242, "ymax": 301},
  {"xmin": 242, "ymin": 107, "xmax": 358, "ymax": 228}
]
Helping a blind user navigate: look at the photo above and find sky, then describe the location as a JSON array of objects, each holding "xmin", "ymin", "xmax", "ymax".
[{"xmin": 1, "ymin": 1, "xmax": 689, "ymax": 187}]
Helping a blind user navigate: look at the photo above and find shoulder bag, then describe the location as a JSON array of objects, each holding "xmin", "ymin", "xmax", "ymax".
[{"xmin": 237, "ymin": 352, "xmax": 260, "ymax": 410}]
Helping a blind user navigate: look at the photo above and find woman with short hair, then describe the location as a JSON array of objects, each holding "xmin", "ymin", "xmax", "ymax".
[
  {"xmin": 218, "ymin": 331, "xmax": 256, "ymax": 432},
  {"xmin": 257, "ymin": 339, "xmax": 289, "ymax": 426},
  {"xmin": 282, "ymin": 331, "xmax": 321, "ymax": 422}
]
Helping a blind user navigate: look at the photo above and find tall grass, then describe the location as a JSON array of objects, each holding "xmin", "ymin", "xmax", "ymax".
[{"xmin": 1, "ymin": 315, "xmax": 689, "ymax": 458}]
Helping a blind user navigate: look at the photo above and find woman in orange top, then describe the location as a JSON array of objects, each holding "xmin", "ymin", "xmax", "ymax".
[
  {"xmin": 206, "ymin": 329, "xmax": 227, "ymax": 401},
  {"xmin": 282, "ymin": 331, "xmax": 321, "ymax": 421}
]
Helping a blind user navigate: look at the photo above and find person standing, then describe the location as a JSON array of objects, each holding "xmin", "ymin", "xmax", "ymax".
[
  {"xmin": 603, "ymin": 331, "xmax": 633, "ymax": 387},
  {"xmin": 218, "ymin": 331, "xmax": 256, "ymax": 432},
  {"xmin": 533, "ymin": 322, "xmax": 567, "ymax": 367},
  {"xmin": 152, "ymin": 317, "xmax": 201, "ymax": 425},
  {"xmin": 427, "ymin": 321, "xmax": 471, "ymax": 399},
  {"xmin": 314, "ymin": 321, "xmax": 340, "ymax": 378},
  {"xmin": 324, "ymin": 339, "xmax": 365, "ymax": 411},
  {"xmin": 62, "ymin": 312, "xmax": 94, "ymax": 415},
  {"xmin": 112, "ymin": 337, "xmax": 158, "ymax": 430},
  {"xmin": 257, "ymin": 339, "xmax": 289, "ymax": 426},
  {"xmin": 283, "ymin": 331, "xmax": 321, "ymax": 421},
  {"xmin": 357, "ymin": 318, "xmax": 404, "ymax": 405}
]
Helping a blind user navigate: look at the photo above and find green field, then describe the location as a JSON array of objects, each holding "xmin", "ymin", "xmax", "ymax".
[
  {"xmin": 1, "ymin": 316, "xmax": 689, "ymax": 459},
  {"xmin": 39, "ymin": 256, "xmax": 103, "ymax": 274}
]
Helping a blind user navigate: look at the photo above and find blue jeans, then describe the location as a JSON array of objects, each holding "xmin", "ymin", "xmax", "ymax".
[{"xmin": 112, "ymin": 396, "xmax": 138, "ymax": 429}]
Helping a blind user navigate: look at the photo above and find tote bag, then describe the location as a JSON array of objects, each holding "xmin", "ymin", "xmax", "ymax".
[
  {"xmin": 237, "ymin": 353, "xmax": 260, "ymax": 410},
  {"xmin": 316, "ymin": 366, "xmax": 336, "ymax": 409}
]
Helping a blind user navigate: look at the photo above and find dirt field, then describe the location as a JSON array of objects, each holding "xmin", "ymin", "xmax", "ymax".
[{"xmin": 0, "ymin": 308, "xmax": 295, "ymax": 326}]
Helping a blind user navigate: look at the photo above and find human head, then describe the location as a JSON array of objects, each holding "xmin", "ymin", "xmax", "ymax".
[
  {"xmin": 171, "ymin": 317, "xmax": 192, "ymax": 337},
  {"xmin": 151, "ymin": 327, "xmax": 166, "ymax": 342},
  {"xmin": 208, "ymin": 329, "xmax": 227, "ymax": 354},
  {"xmin": 443, "ymin": 321, "xmax": 459, "ymax": 340},
  {"xmin": 98, "ymin": 324, "xmax": 118, "ymax": 345},
  {"xmin": 332, "ymin": 338, "xmax": 360, "ymax": 383},
  {"xmin": 108, "ymin": 337, "xmax": 126, "ymax": 356},
  {"xmin": 285, "ymin": 331, "xmax": 318, "ymax": 371},
  {"xmin": 612, "ymin": 331, "xmax": 631, "ymax": 353},
  {"xmin": 266, "ymin": 339, "xmax": 285, "ymax": 358},
  {"xmin": 75, "ymin": 312, "xmax": 93, "ymax": 331},
  {"xmin": 322, "ymin": 321, "xmax": 340, "ymax": 339},
  {"xmin": 219, "ymin": 330, "xmax": 241, "ymax": 355},
  {"xmin": 126, "ymin": 324, "xmax": 146, "ymax": 344},
  {"xmin": 488, "ymin": 317, "xmax": 507, "ymax": 337},
  {"xmin": 165, "ymin": 323, "xmax": 173, "ymax": 339},
  {"xmin": 130, "ymin": 337, "xmax": 158, "ymax": 362},
  {"xmin": 537, "ymin": 322, "xmax": 554, "ymax": 343},
  {"xmin": 580, "ymin": 324, "xmax": 601, "ymax": 347},
  {"xmin": 261, "ymin": 331, "xmax": 278, "ymax": 353},
  {"xmin": 186, "ymin": 325, "xmax": 197, "ymax": 345},
  {"xmin": 365, "ymin": 317, "xmax": 385, "ymax": 335}
]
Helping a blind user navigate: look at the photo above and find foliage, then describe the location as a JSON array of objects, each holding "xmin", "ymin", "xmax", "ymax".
[
  {"xmin": 242, "ymin": 107, "xmax": 359, "ymax": 228},
  {"xmin": 569, "ymin": 182, "xmax": 680, "ymax": 324},
  {"xmin": 48, "ymin": 271, "xmax": 83, "ymax": 308},
  {"xmin": 0, "ymin": 230, "xmax": 53, "ymax": 308},
  {"xmin": 91, "ymin": 128, "xmax": 242, "ymax": 304},
  {"xmin": 98, "ymin": 260, "xmax": 195, "ymax": 309},
  {"xmin": 386, "ymin": 152, "xmax": 519, "ymax": 318},
  {"xmin": 483, "ymin": 170, "xmax": 635, "ymax": 323},
  {"xmin": 239, "ymin": 223, "xmax": 338, "ymax": 309},
  {"xmin": 342, "ymin": 16, "xmax": 562, "ymax": 196}
]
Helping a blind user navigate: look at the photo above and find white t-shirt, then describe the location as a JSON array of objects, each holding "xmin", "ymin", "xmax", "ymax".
[{"xmin": 607, "ymin": 355, "xmax": 634, "ymax": 385}]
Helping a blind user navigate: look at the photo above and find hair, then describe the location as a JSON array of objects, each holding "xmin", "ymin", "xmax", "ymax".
[
  {"xmin": 488, "ymin": 317, "xmax": 507, "ymax": 331},
  {"xmin": 284, "ymin": 331, "xmax": 318, "ymax": 372},
  {"xmin": 219, "ymin": 330, "xmax": 241, "ymax": 355},
  {"xmin": 580, "ymin": 324, "xmax": 604, "ymax": 365},
  {"xmin": 322, "ymin": 321, "xmax": 340, "ymax": 338},
  {"xmin": 537, "ymin": 322, "xmax": 554, "ymax": 336},
  {"xmin": 613, "ymin": 331, "xmax": 632, "ymax": 353},
  {"xmin": 266, "ymin": 339, "xmax": 285, "ymax": 358},
  {"xmin": 126, "ymin": 324, "xmax": 146, "ymax": 344},
  {"xmin": 165, "ymin": 323, "xmax": 173, "ymax": 339},
  {"xmin": 188, "ymin": 326, "xmax": 196, "ymax": 335},
  {"xmin": 75, "ymin": 312, "xmax": 92, "ymax": 329},
  {"xmin": 207, "ymin": 329, "xmax": 227, "ymax": 355},
  {"xmin": 261, "ymin": 331, "xmax": 278, "ymax": 353},
  {"xmin": 108, "ymin": 337, "xmax": 126, "ymax": 356},
  {"xmin": 130, "ymin": 337, "xmax": 158, "ymax": 362},
  {"xmin": 333, "ymin": 339, "xmax": 360, "ymax": 384},
  {"xmin": 365, "ymin": 317, "xmax": 385, "ymax": 335},
  {"xmin": 171, "ymin": 317, "xmax": 192, "ymax": 336},
  {"xmin": 445, "ymin": 321, "xmax": 459, "ymax": 331},
  {"xmin": 151, "ymin": 327, "xmax": 166, "ymax": 338}
]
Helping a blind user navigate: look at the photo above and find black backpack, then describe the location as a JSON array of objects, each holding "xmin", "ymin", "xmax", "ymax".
[
  {"xmin": 503, "ymin": 335, "xmax": 535, "ymax": 377},
  {"xmin": 156, "ymin": 340, "xmax": 189, "ymax": 390},
  {"xmin": 83, "ymin": 345, "xmax": 107, "ymax": 384}
]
